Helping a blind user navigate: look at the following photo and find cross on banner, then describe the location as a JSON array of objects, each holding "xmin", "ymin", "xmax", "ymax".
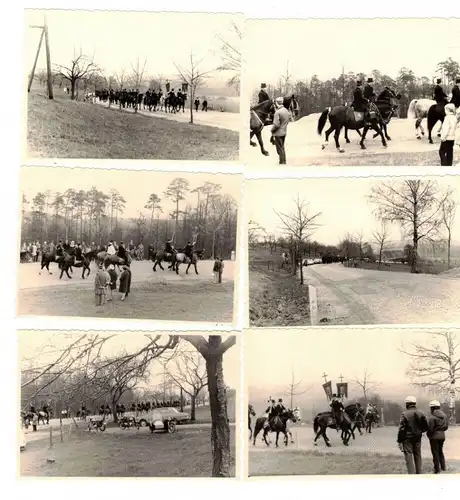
[
  {"xmin": 322, "ymin": 372, "xmax": 328, "ymax": 383},
  {"xmin": 339, "ymin": 374, "xmax": 344, "ymax": 383}
]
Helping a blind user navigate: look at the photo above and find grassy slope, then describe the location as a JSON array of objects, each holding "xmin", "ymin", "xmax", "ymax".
[
  {"xmin": 27, "ymin": 92, "xmax": 238, "ymax": 160},
  {"xmin": 18, "ymin": 280, "xmax": 234, "ymax": 323},
  {"xmin": 21, "ymin": 427, "xmax": 235, "ymax": 477}
]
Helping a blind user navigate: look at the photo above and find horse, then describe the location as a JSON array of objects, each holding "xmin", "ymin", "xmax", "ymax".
[
  {"xmin": 248, "ymin": 404, "xmax": 256, "ymax": 440},
  {"xmin": 317, "ymin": 88, "xmax": 400, "ymax": 152},
  {"xmin": 252, "ymin": 408, "xmax": 298, "ymax": 448},
  {"xmin": 171, "ymin": 252, "xmax": 199, "ymax": 275},
  {"xmin": 59, "ymin": 250, "xmax": 93, "ymax": 279},
  {"xmin": 407, "ymin": 95, "xmax": 452, "ymax": 142},
  {"xmin": 96, "ymin": 251, "xmax": 126, "ymax": 271},
  {"xmin": 250, "ymin": 96, "xmax": 300, "ymax": 156},
  {"xmin": 152, "ymin": 250, "xmax": 176, "ymax": 271},
  {"xmin": 365, "ymin": 410, "xmax": 380, "ymax": 433},
  {"xmin": 37, "ymin": 409, "xmax": 50, "ymax": 425},
  {"xmin": 313, "ymin": 403, "xmax": 362, "ymax": 447}
]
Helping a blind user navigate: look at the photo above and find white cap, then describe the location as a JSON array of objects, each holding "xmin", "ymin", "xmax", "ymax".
[
  {"xmin": 429, "ymin": 400, "xmax": 441, "ymax": 407},
  {"xmin": 405, "ymin": 396, "xmax": 417, "ymax": 404}
]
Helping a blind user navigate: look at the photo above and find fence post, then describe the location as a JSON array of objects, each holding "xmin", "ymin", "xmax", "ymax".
[{"xmin": 60, "ymin": 420, "xmax": 63, "ymax": 442}]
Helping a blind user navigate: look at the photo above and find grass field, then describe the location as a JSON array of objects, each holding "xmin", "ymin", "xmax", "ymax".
[
  {"xmin": 344, "ymin": 259, "xmax": 459, "ymax": 275},
  {"xmin": 21, "ymin": 427, "xmax": 235, "ymax": 477},
  {"xmin": 249, "ymin": 449, "xmax": 460, "ymax": 476},
  {"xmin": 26, "ymin": 91, "xmax": 239, "ymax": 160},
  {"xmin": 18, "ymin": 280, "xmax": 234, "ymax": 323},
  {"xmin": 249, "ymin": 248, "xmax": 310, "ymax": 327}
]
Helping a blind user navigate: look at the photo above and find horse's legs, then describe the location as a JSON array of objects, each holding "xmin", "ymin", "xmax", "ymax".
[
  {"xmin": 175, "ymin": 262, "xmax": 180, "ymax": 275},
  {"xmin": 59, "ymin": 267, "xmax": 64, "ymax": 279},
  {"xmin": 65, "ymin": 267, "xmax": 72, "ymax": 279},
  {"xmin": 344, "ymin": 127, "xmax": 351, "ymax": 143},
  {"xmin": 333, "ymin": 126, "xmax": 344, "ymax": 152},
  {"xmin": 322, "ymin": 125, "xmax": 335, "ymax": 149},
  {"xmin": 256, "ymin": 129, "xmax": 269, "ymax": 156},
  {"xmin": 323, "ymin": 427, "xmax": 331, "ymax": 447},
  {"xmin": 275, "ymin": 431, "xmax": 280, "ymax": 448},
  {"xmin": 194, "ymin": 262, "xmax": 199, "ymax": 275},
  {"xmin": 186, "ymin": 263, "xmax": 191, "ymax": 275}
]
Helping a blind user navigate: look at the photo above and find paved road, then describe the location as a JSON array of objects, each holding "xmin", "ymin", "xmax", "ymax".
[
  {"xmin": 247, "ymin": 115, "xmax": 459, "ymax": 166},
  {"xmin": 96, "ymin": 100, "xmax": 240, "ymax": 132},
  {"xmin": 18, "ymin": 259, "xmax": 235, "ymax": 290},
  {"xmin": 304, "ymin": 263, "xmax": 460, "ymax": 325},
  {"xmin": 251, "ymin": 424, "xmax": 460, "ymax": 460}
]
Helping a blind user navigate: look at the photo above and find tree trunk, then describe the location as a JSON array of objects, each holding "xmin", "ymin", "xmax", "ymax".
[
  {"xmin": 190, "ymin": 394, "xmax": 197, "ymax": 421},
  {"xmin": 378, "ymin": 244, "xmax": 383, "ymax": 269},
  {"xmin": 190, "ymin": 88, "xmax": 194, "ymax": 124},
  {"xmin": 71, "ymin": 79, "xmax": 76, "ymax": 100},
  {"xmin": 111, "ymin": 400, "xmax": 119, "ymax": 423},
  {"xmin": 205, "ymin": 353, "xmax": 231, "ymax": 477},
  {"xmin": 447, "ymin": 230, "xmax": 451, "ymax": 270}
]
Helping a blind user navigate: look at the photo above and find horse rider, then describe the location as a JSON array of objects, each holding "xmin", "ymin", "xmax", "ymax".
[
  {"xmin": 330, "ymin": 394, "xmax": 344, "ymax": 428},
  {"xmin": 56, "ymin": 240, "xmax": 64, "ymax": 264},
  {"xmin": 433, "ymin": 78, "xmax": 448, "ymax": 112},
  {"xmin": 117, "ymin": 241, "xmax": 127, "ymax": 262},
  {"xmin": 75, "ymin": 242, "xmax": 83, "ymax": 263},
  {"xmin": 164, "ymin": 239, "xmax": 175, "ymax": 256},
  {"xmin": 63, "ymin": 240, "xmax": 70, "ymax": 252},
  {"xmin": 148, "ymin": 243, "xmax": 155, "ymax": 260},
  {"xmin": 67, "ymin": 241, "xmax": 76, "ymax": 257},
  {"xmin": 184, "ymin": 240, "xmax": 194, "ymax": 260},
  {"xmin": 258, "ymin": 83, "xmax": 270, "ymax": 103},
  {"xmin": 366, "ymin": 402, "xmax": 373, "ymax": 417},
  {"xmin": 352, "ymin": 80, "xmax": 371, "ymax": 125},
  {"xmin": 451, "ymin": 77, "xmax": 460, "ymax": 109},
  {"xmin": 364, "ymin": 77, "xmax": 376, "ymax": 102},
  {"xmin": 275, "ymin": 398, "xmax": 287, "ymax": 416},
  {"xmin": 264, "ymin": 399, "xmax": 276, "ymax": 429},
  {"xmin": 107, "ymin": 240, "xmax": 116, "ymax": 256}
]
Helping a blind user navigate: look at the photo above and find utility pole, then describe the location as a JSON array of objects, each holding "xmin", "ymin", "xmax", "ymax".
[{"xmin": 28, "ymin": 14, "xmax": 53, "ymax": 99}]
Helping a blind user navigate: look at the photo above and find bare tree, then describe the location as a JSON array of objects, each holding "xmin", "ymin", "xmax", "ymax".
[
  {"xmin": 440, "ymin": 191, "xmax": 458, "ymax": 269},
  {"xmin": 216, "ymin": 21, "xmax": 242, "ymax": 92},
  {"xmin": 164, "ymin": 349, "xmax": 208, "ymax": 421},
  {"xmin": 129, "ymin": 57, "xmax": 148, "ymax": 113},
  {"xmin": 369, "ymin": 180, "xmax": 448, "ymax": 273},
  {"xmin": 401, "ymin": 332, "xmax": 459, "ymax": 424},
  {"xmin": 274, "ymin": 195, "xmax": 322, "ymax": 285},
  {"xmin": 372, "ymin": 220, "xmax": 390, "ymax": 268},
  {"xmin": 55, "ymin": 50, "xmax": 99, "ymax": 100},
  {"xmin": 353, "ymin": 369, "xmax": 380, "ymax": 403},
  {"xmin": 175, "ymin": 52, "xmax": 213, "ymax": 124},
  {"xmin": 248, "ymin": 220, "xmax": 266, "ymax": 250},
  {"xmin": 284, "ymin": 370, "xmax": 310, "ymax": 408},
  {"xmin": 180, "ymin": 335, "xmax": 236, "ymax": 477}
]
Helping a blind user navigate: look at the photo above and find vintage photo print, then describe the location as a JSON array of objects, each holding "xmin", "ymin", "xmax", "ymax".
[
  {"xmin": 18, "ymin": 331, "xmax": 238, "ymax": 477},
  {"xmin": 247, "ymin": 175, "xmax": 460, "ymax": 327},
  {"xmin": 17, "ymin": 167, "xmax": 241, "ymax": 325},
  {"xmin": 246, "ymin": 328, "xmax": 459, "ymax": 476},
  {"xmin": 245, "ymin": 18, "xmax": 460, "ymax": 167},
  {"xmin": 24, "ymin": 9, "xmax": 242, "ymax": 161}
]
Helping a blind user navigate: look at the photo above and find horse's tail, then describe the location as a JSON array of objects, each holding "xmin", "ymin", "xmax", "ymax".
[
  {"xmin": 313, "ymin": 415, "xmax": 319, "ymax": 434},
  {"xmin": 317, "ymin": 108, "xmax": 330, "ymax": 135},
  {"xmin": 407, "ymin": 99, "xmax": 418, "ymax": 120}
]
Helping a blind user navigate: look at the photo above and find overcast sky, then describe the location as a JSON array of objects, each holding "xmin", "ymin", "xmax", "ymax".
[
  {"xmin": 247, "ymin": 177, "xmax": 460, "ymax": 246},
  {"xmin": 24, "ymin": 10, "xmax": 242, "ymax": 86},
  {"xmin": 20, "ymin": 167, "xmax": 242, "ymax": 218},
  {"xmin": 19, "ymin": 331, "xmax": 239, "ymax": 390},
  {"xmin": 245, "ymin": 328, "xmax": 450, "ymax": 398},
  {"xmin": 245, "ymin": 18, "xmax": 460, "ymax": 88}
]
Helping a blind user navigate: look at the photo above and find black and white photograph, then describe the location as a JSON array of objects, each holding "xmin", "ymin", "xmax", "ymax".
[
  {"xmin": 248, "ymin": 176, "xmax": 460, "ymax": 326},
  {"xmin": 18, "ymin": 167, "xmax": 240, "ymax": 324},
  {"xmin": 19, "ymin": 331, "xmax": 238, "ymax": 477},
  {"xmin": 246, "ymin": 18, "xmax": 460, "ymax": 167},
  {"xmin": 247, "ymin": 328, "xmax": 459, "ymax": 476},
  {"xmin": 24, "ymin": 9, "xmax": 242, "ymax": 161}
]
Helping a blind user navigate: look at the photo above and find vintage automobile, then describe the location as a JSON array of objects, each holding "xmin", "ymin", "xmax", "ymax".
[
  {"xmin": 147, "ymin": 409, "xmax": 178, "ymax": 434},
  {"xmin": 87, "ymin": 415, "xmax": 106, "ymax": 431},
  {"xmin": 131, "ymin": 407, "xmax": 190, "ymax": 428}
]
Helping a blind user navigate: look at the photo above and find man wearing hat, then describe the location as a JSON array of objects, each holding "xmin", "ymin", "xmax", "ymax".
[
  {"xmin": 451, "ymin": 77, "xmax": 460, "ymax": 108},
  {"xmin": 258, "ymin": 83, "xmax": 270, "ymax": 104},
  {"xmin": 351, "ymin": 79, "xmax": 371, "ymax": 124},
  {"xmin": 433, "ymin": 78, "xmax": 448, "ymax": 110},
  {"xmin": 271, "ymin": 96, "xmax": 291, "ymax": 165},
  {"xmin": 397, "ymin": 396, "xmax": 428, "ymax": 474},
  {"xmin": 363, "ymin": 77, "xmax": 376, "ymax": 102},
  {"xmin": 427, "ymin": 400, "xmax": 448, "ymax": 473}
]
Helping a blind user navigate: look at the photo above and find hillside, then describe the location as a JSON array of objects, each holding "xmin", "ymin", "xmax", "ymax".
[{"xmin": 26, "ymin": 91, "xmax": 238, "ymax": 160}]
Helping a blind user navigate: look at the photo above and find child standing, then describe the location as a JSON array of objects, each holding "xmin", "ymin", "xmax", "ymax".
[{"xmin": 439, "ymin": 103, "xmax": 457, "ymax": 166}]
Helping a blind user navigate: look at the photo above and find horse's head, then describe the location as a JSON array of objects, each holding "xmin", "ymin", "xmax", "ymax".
[
  {"xmin": 284, "ymin": 408, "xmax": 298, "ymax": 422},
  {"xmin": 248, "ymin": 404, "xmax": 256, "ymax": 416},
  {"xmin": 383, "ymin": 86, "xmax": 401, "ymax": 100}
]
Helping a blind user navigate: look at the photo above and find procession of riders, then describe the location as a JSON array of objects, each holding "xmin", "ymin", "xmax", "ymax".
[{"xmin": 257, "ymin": 75, "xmax": 460, "ymax": 127}]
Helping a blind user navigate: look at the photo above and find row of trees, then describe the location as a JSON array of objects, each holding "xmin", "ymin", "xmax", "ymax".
[
  {"xmin": 254, "ymin": 58, "xmax": 460, "ymax": 118},
  {"xmin": 21, "ymin": 178, "xmax": 238, "ymax": 259},
  {"xmin": 250, "ymin": 180, "xmax": 458, "ymax": 276},
  {"xmin": 21, "ymin": 334, "xmax": 236, "ymax": 477}
]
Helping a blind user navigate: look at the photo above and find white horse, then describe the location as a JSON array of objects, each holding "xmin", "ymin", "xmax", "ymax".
[{"xmin": 407, "ymin": 95, "xmax": 452, "ymax": 139}]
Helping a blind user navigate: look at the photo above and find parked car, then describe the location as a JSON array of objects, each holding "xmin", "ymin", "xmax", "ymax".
[
  {"xmin": 157, "ymin": 407, "xmax": 191, "ymax": 424},
  {"xmin": 302, "ymin": 258, "xmax": 314, "ymax": 266}
]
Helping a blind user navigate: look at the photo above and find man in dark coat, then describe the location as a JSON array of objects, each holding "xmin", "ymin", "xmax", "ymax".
[
  {"xmin": 117, "ymin": 241, "xmax": 127, "ymax": 263},
  {"xmin": 451, "ymin": 77, "xmax": 460, "ymax": 108},
  {"xmin": 427, "ymin": 400, "xmax": 449, "ymax": 474},
  {"xmin": 258, "ymin": 83, "xmax": 270, "ymax": 104},
  {"xmin": 352, "ymin": 80, "xmax": 371, "ymax": 124},
  {"xmin": 433, "ymin": 78, "xmax": 448, "ymax": 112},
  {"xmin": 165, "ymin": 239, "xmax": 174, "ymax": 255},
  {"xmin": 184, "ymin": 241, "xmax": 194, "ymax": 260},
  {"xmin": 75, "ymin": 243, "xmax": 83, "ymax": 262},
  {"xmin": 330, "ymin": 394, "xmax": 345, "ymax": 428},
  {"xmin": 119, "ymin": 265, "xmax": 131, "ymax": 301},
  {"xmin": 363, "ymin": 77, "xmax": 376, "ymax": 101},
  {"xmin": 397, "ymin": 396, "xmax": 428, "ymax": 474}
]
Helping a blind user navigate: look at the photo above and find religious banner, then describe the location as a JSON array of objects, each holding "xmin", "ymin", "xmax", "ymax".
[
  {"xmin": 322, "ymin": 381, "xmax": 333, "ymax": 401},
  {"xmin": 182, "ymin": 82, "xmax": 188, "ymax": 92},
  {"xmin": 165, "ymin": 82, "xmax": 171, "ymax": 92},
  {"xmin": 337, "ymin": 382, "xmax": 348, "ymax": 399}
]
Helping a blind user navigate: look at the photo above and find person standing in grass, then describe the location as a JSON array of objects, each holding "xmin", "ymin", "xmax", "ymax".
[
  {"xmin": 427, "ymin": 400, "xmax": 449, "ymax": 474},
  {"xmin": 106, "ymin": 264, "xmax": 118, "ymax": 302},
  {"xmin": 94, "ymin": 262, "xmax": 109, "ymax": 307},
  {"xmin": 439, "ymin": 103, "xmax": 457, "ymax": 166},
  {"xmin": 218, "ymin": 258, "xmax": 225, "ymax": 283},
  {"xmin": 213, "ymin": 257, "xmax": 221, "ymax": 283},
  {"xmin": 119, "ymin": 265, "xmax": 131, "ymax": 301}
]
